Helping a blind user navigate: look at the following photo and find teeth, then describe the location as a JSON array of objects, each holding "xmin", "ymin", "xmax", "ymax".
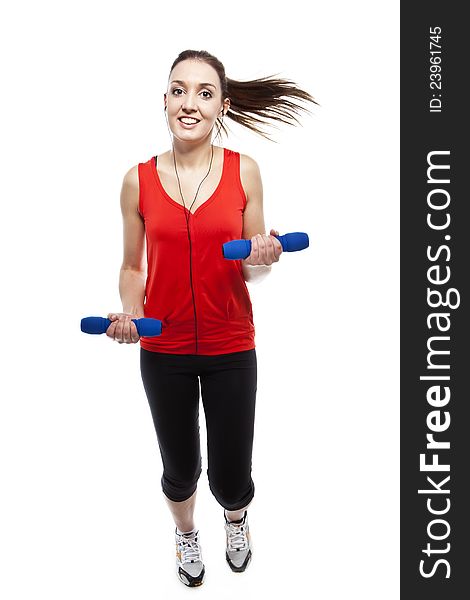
[{"xmin": 180, "ymin": 118, "xmax": 198, "ymax": 124}]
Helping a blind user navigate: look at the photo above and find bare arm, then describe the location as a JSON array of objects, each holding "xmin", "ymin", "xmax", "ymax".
[
  {"xmin": 106, "ymin": 166, "xmax": 147, "ymax": 343},
  {"xmin": 239, "ymin": 154, "xmax": 282, "ymax": 284},
  {"xmin": 118, "ymin": 165, "xmax": 147, "ymax": 315}
]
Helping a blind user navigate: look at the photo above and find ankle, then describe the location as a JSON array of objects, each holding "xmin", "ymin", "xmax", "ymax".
[
  {"xmin": 176, "ymin": 523, "xmax": 196, "ymax": 535},
  {"xmin": 225, "ymin": 510, "xmax": 246, "ymax": 523}
]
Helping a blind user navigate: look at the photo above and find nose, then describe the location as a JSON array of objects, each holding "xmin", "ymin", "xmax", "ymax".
[{"xmin": 181, "ymin": 91, "xmax": 198, "ymax": 112}]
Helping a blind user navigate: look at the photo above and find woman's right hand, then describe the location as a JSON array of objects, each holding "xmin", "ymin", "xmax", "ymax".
[{"xmin": 106, "ymin": 312, "xmax": 141, "ymax": 344}]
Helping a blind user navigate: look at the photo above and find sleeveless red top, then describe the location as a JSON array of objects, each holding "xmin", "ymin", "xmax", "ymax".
[{"xmin": 138, "ymin": 147, "xmax": 256, "ymax": 355}]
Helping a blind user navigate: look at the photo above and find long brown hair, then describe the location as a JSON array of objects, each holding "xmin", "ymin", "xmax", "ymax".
[{"xmin": 169, "ymin": 49, "xmax": 318, "ymax": 142}]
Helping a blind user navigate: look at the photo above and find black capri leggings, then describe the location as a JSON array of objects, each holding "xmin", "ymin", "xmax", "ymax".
[{"xmin": 139, "ymin": 347, "xmax": 257, "ymax": 511}]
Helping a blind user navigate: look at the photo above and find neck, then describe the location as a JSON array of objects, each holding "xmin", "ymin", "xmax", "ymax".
[{"xmin": 171, "ymin": 137, "xmax": 215, "ymax": 172}]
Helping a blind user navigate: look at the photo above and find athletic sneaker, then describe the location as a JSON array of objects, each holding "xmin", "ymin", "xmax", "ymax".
[
  {"xmin": 174, "ymin": 528, "xmax": 205, "ymax": 587},
  {"xmin": 224, "ymin": 511, "xmax": 252, "ymax": 572}
]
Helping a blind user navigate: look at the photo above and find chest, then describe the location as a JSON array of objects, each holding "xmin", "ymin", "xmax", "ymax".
[{"xmin": 156, "ymin": 156, "xmax": 225, "ymax": 215}]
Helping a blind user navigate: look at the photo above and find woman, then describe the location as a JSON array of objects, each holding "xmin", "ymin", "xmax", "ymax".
[{"xmin": 105, "ymin": 49, "xmax": 316, "ymax": 587}]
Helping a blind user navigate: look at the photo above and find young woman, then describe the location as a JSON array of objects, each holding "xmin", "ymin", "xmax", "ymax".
[{"xmin": 105, "ymin": 49, "xmax": 316, "ymax": 587}]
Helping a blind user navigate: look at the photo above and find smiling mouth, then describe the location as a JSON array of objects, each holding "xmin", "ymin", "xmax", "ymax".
[{"xmin": 178, "ymin": 117, "xmax": 200, "ymax": 125}]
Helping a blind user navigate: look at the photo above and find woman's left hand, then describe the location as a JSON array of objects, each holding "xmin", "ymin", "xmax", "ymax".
[{"xmin": 242, "ymin": 229, "xmax": 283, "ymax": 266}]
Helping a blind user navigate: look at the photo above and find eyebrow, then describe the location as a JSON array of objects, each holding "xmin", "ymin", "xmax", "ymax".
[{"xmin": 170, "ymin": 79, "xmax": 217, "ymax": 89}]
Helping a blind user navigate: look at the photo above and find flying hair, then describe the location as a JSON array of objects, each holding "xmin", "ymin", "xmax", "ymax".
[{"xmin": 169, "ymin": 49, "xmax": 319, "ymax": 142}]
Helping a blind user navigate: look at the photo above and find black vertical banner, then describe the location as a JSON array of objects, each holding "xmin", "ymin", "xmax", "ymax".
[{"xmin": 401, "ymin": 3, "xmax": 469, "ymax": 598}]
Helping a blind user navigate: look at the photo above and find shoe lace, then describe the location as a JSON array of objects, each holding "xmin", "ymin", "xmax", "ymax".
[
  {"xmin": 225, "ymin": 521, "xmax": 248, "ymax": 551},
  {"xmin": 176, "ymin": 533, "xmax": 202, "ymax": 564}
]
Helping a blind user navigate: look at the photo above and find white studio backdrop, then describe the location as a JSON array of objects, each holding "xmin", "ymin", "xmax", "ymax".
[{"xmin": 1, "ymin": 1, "xmax": 399, "ymax": 599}]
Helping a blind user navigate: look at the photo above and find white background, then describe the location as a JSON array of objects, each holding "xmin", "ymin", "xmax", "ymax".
[{"xmin": 1, "ymin": 1, "xmax": 399, "ymax": 598}]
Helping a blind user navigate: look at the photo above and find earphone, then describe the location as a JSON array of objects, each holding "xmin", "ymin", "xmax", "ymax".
[{"xmin": 159, "ymin": 104, "xmax": 225, "ymax": 353}]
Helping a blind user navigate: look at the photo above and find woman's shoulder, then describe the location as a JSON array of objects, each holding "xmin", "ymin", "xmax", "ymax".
[
  {"xmin": 119, "ymin": 165, "xmax": 141, "ymax": 216},
  {"xmin": 236, "ymin": 152, "xmax": 261, "ymax": 187},
  {"xmin": 229, "ymin": 151, "xmax": 262, "ymax": 203},
  {"xmin": 122, "ymin": 164, "xmax": 140, "ymax": 188},
  {"xmin": 221, "ymin": 147, "xmax": 260, "ymax": 179},
  {"xmin": 123, "ymin": 153, "xmax": 156, "ymax": 185}
]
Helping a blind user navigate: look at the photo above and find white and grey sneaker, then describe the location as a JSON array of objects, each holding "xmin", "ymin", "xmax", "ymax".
[
  {"xmin": 175, "ymin": 528, "xmax": 205, "ymax": 587},
  {"xmin": 224, "ymin": 511, "xmax": 252, "ymax": 572}
]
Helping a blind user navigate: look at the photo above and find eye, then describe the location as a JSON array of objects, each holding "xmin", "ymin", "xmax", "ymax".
[
  {"xmin": 171, "ymin": 87, "xmax": 183, "ymax": 95},
  {"xmin": 201, "ymin": 90, "xmax": 212, "ymax": 98}
]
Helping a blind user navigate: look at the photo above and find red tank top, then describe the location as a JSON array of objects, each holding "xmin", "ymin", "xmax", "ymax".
[{"xmin": 138, "ymin": 147, "xmax": 256, "ymax": 355}]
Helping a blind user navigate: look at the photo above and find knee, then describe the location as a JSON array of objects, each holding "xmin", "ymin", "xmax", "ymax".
[
  {"xmin": 207, "ymin": 469, "xmax": 255, "ymax": 511},
  {"xmin": 162, "ymin": 464, "xmax": 202, "ymax": 503}
]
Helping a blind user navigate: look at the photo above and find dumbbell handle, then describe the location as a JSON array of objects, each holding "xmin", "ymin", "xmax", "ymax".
[
  {"xmin": 223, "ymin": 232, "xmax": 309, "ymax": 260},
  {"xmin": 80, "ymin": 317, "xmax": 162, "ymax": 337}
]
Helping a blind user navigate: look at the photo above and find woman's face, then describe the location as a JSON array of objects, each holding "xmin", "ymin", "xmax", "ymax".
[{"xmin": 164, "ymin": 59, "xmax": 229, "ymax": 143}]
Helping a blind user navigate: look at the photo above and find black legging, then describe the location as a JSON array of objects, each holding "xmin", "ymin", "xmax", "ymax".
[{"xmin": 140, "ymin": 347, "xmax": 257, "ymax": 511}]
